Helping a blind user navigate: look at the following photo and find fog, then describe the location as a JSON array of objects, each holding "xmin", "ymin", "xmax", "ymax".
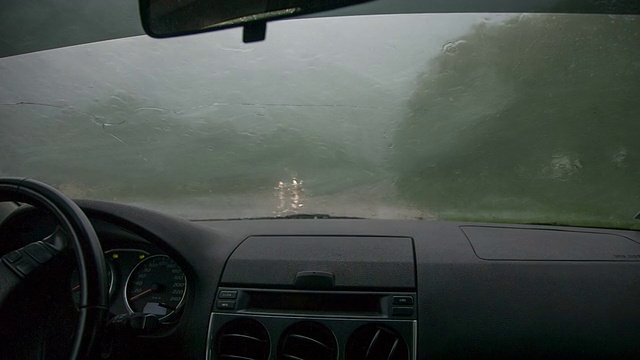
[{"xmin": 1, "ymin": 13, "xmax": 638, "ymax": 228}]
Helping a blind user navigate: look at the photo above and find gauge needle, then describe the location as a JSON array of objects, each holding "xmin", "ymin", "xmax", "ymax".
[
  {"xmin": 129, "ymin": 288, "xmax": 153, "ymax": 301},
  {"xmin": 72, "ymin": 285, "xmax": 80, "ymax": 291}
]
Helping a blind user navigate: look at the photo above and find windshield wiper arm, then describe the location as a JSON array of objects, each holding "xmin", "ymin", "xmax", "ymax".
[
  {"xmin": 274, "ymin": 213, "xmax": 363, "ymax": 219},
  {"xmin": 192, "ymin": 213, "xmax": 364, "ymax": 221}
]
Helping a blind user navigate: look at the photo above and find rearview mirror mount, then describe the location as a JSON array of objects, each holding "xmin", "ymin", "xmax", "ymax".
[{"xmin": 138, "ymin": 0, "xmax": 375, "ymax": 43}]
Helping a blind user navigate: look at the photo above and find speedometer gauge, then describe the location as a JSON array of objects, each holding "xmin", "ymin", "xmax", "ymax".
[{"xmin": 125, "ymin": 255, "xmax": 187, "ymax": 320}]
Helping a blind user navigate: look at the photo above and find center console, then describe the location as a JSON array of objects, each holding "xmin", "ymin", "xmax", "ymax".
[{"xmin": 206, "ymin": 236, "xmax": 417, "ymax": 360}]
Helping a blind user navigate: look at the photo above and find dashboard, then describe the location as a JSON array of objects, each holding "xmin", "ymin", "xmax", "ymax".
[
  {"xmin": 0, "ymin": 208, "xmax": 188, "ymax": 326},
  {"xmin": 1, "ymin": 200, "xmax": 640, "ymax": 359}
]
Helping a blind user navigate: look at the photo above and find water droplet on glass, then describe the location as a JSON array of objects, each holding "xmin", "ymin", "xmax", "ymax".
[
  {"xmin": 545, "ymin": 151, "xmax": 582, "ymax": 180},
  {"xmin": 612, "ymin": 147, "xmax": 628, "ymax": 167},
  {"xmin": 441, "ymin": 40, "xmax": 466, "ymax": 55}
]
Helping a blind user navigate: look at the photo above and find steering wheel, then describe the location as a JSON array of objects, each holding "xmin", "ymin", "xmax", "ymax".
[{"xmin": 0, "ymin": 178, "xmax": 109, "ymax": 359}]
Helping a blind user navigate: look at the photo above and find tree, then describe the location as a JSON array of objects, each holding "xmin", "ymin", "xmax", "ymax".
[{"xmin": 393, "ymin": 14, "xmax": 640, "ymax": 227}]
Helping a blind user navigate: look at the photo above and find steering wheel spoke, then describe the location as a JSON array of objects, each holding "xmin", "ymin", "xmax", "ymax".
[
  {"xmin": 1, "ymin": 237, "xmax": 63, "ymax": 279},
  {"xmin": 0, "ymin": 178, "xmax": 108, "ymax": 359},
  {"xmin": 0, "ymin": 228, "xmax": 69, "ymax": 309},
  {"xmin": 0, "ymin": 257, "xmax": 20, "ymax": 309}
]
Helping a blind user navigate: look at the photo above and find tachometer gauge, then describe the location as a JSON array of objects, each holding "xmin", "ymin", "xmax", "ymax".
[
  {"xmin": 71, "ymin": 258, "xmax": 115, "ymax": 306},
  {"xmin": 124, "ymin": 255, "xmax": 187, "ymax": 320}
]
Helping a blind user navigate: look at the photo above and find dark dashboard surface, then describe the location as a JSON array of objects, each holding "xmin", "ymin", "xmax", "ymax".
[{"xmin": 1, "ymin": 199, "xmax": 639, "ymax": 359}]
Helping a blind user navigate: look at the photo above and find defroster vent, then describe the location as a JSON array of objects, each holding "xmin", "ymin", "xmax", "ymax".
[
  {"xmin": 216, "ymin": 319, "xmax": 270, "ymax": 360},
  {"xmin": 277, "ymin": 321, "xmax": 338, "ymax": 360}
]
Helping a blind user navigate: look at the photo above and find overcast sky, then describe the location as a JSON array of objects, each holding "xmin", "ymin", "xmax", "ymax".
[{"xmin": 0, "ymin": 14, "xmax": 505, "ymax": 111}]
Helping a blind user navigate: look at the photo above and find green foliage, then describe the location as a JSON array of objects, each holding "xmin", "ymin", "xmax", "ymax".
[{"xmin": 394, "ymin": 14, "xmax": 640, "ymax": 228}]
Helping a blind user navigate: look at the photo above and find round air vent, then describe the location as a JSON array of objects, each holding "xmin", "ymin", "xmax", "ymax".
[
  {"xmin": 345, "ymin": 324, "xmax": 409, "ymax": 360},
  {"xmin": 216, "ymin": 318, "xmax": 270, "ymax": 360},
  {"xmin": 277, "ymin": 321, "xmax": 338, "ymax": 360}
]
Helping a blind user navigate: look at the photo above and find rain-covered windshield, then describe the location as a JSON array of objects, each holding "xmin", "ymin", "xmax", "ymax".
[{"xmin": 1, "ymin": 13, "xmax": 639, "ymax": 228}]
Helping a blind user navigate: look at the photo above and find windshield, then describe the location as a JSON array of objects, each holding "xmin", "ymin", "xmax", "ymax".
[{"xmin": 1, "ymin": 13, "xmax": 638, "ymax": 228}]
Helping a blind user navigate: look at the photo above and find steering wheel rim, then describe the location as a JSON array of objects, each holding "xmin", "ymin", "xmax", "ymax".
[{"xmin": 0, "ymin": 178, "xmax": 108, "ymax": 359}]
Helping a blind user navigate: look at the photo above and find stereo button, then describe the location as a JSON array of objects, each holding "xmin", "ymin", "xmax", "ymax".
[
  {"xmin": 219, "ymin": 290, "xmax": 238, "ymax": 299},
  {"xmin": 217, "ymin": 300, "xmax": 236, "ymax": 310},
  {"xmin": 392, "ymin": 296, "xmax": 414, "ymax": 305}
]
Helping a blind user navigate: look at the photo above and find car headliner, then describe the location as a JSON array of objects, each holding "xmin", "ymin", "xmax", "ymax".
[{"xmin": 1, "ymin": 0, "xmax": 638, "ymax": 58}]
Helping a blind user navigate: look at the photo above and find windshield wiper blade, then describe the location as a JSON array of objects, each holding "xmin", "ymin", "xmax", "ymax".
[
  {"xmin": 273, "ymin": 213, "xmax": 363, "ymax": 219},
  {"xmin": 192, "ymin": 213, "xmax": 364, "ymax": 221}
]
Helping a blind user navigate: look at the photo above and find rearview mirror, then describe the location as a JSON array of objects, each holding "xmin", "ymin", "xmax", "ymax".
[{"xmin": 139, "ymin": 0, "xmax": 374, "ymax": 42}]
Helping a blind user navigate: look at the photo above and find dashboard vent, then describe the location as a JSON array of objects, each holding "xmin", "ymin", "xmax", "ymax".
[
  {"xmin": 346, "ymin": 324, "xmax": 409, "ymax": 360},
  {"xmin": 216, "ymin": 319, "xmax": 270, "ymax": 360},
  {"xmin": 278, "ymin": 321, "xmax": 338, "ymax": 360}
]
